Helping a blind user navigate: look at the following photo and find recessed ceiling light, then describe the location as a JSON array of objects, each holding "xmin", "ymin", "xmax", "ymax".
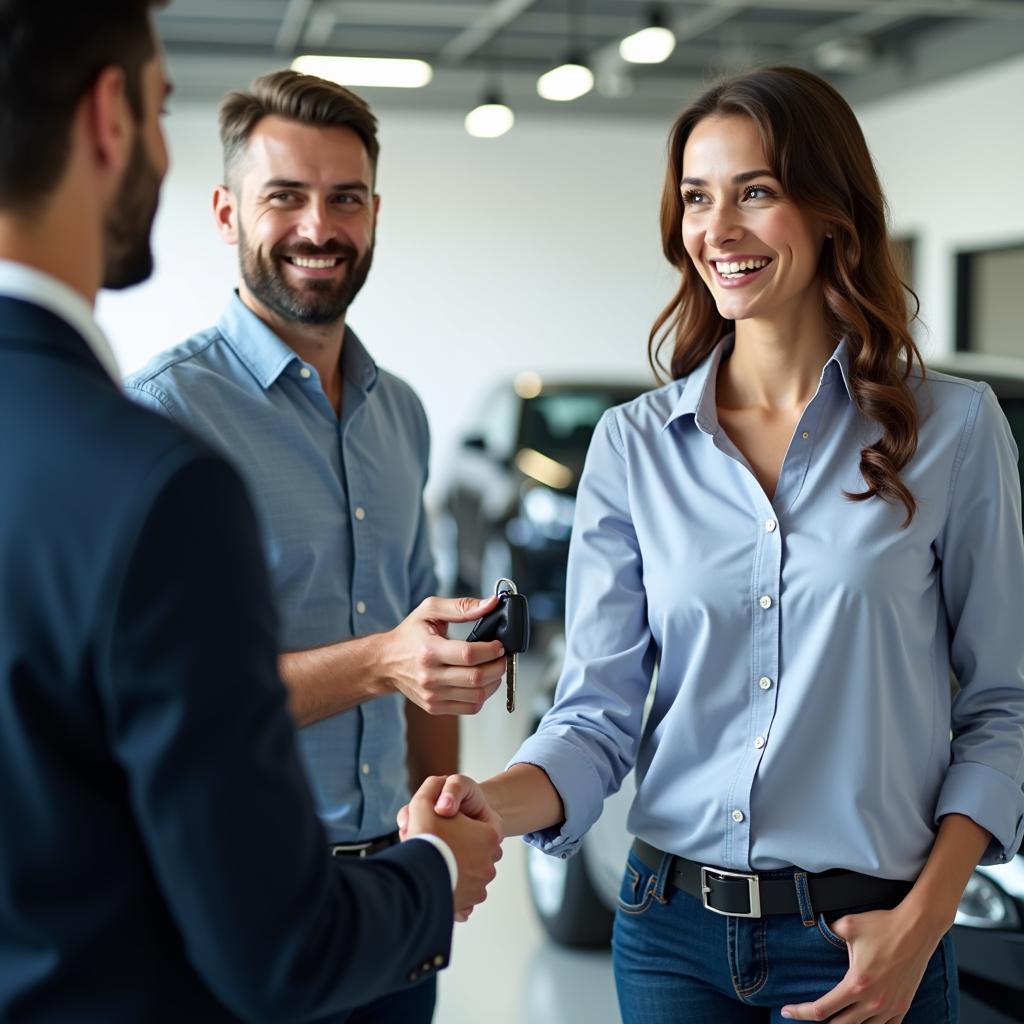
[
  {"xmin": 465, "ymin": 98, "xmax": 515, "ymax": 139},
  {"xmin": 620, "ymin": 24, "xmax": 676, "ymax": 64},
  {"xmin": 291, "ymin": 55, "xmax": 433, "ymax": 89},
  {"xmin": 537, "ymin": 61, "xmax": 594, "ymax": 102}
]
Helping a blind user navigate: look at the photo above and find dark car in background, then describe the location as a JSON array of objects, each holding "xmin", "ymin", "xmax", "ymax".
[
  {"xmin": 436, "ymin": 374, "xmax": 649, "ymax": 634},
  {"xmin": 499, "ymin": 354, "xmax": 1024, "ymax": 1024}
]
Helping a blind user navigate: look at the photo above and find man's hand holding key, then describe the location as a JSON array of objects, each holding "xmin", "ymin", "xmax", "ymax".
[{"xmin": 378, "ymin": 595, "xmax": 507, "ymax": 715}]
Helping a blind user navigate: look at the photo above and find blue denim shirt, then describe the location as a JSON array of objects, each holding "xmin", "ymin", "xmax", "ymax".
[
  {"xmin": 513, "ymin": 336, "xmax": 1024, "ymax": 880},
  {"xmin": 126, "ymin": 294, "xmax": 436, "ymax": 842}
]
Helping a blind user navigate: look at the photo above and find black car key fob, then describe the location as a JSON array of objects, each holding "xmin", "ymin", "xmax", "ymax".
[{"xmin": 467, "ymin": 578, "xmax": 529, "ymax": 712}]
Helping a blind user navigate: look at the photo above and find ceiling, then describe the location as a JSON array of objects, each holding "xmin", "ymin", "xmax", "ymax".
[{"xmin": 158, "ymin": 0, "xmax": 1024, "ymax": 118}]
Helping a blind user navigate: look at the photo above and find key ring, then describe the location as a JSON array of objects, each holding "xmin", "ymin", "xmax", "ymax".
[{"xmin": 493, "ymin": 577, "xmax": 518, "ymax": 596}]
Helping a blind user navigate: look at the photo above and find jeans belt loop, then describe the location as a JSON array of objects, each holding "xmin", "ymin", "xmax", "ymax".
[
  {"xmin": 652, "ymin": 850, "xmax": 675, "ymax": 903},
  {"xmin": 700, "ymin": 866, "xmax": 762, "ymax": 918}
]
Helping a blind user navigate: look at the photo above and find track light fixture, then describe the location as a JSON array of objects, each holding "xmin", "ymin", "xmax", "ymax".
[
  {"xmin": 465, "ymin": 94, "xmax": 515, "ymax": 138},
  {"xmin": 619, "ymin": 9, "xmax": 676, "ymax": 65}
]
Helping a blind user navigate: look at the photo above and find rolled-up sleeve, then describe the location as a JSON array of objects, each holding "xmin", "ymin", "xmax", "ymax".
[
  {"xmin": 510, "ymin": 409, "xmax": 657, "ymax": 857},
  {"xmin": 934, "ymin": 383, "xmax": 1024, "ymax": 863}
]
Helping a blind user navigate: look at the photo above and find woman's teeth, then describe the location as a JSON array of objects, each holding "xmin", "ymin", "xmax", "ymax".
[{"xmin": 714, "ymin": 257, "xmax": 769, "ymax": 279}]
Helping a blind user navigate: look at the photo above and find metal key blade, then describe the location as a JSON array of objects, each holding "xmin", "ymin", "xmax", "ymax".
[{"xmin": 506, "ymin": 653, "xmax": 517, "ymax": 713}]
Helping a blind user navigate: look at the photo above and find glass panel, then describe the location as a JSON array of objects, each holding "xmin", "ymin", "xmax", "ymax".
[
  {"xmin": 519, "ymin": 390, "xmax": 635, "ymax": 457},
  {"xmin": 969, "ymin": 246, "xmax": 1024, "ymax": 357}
]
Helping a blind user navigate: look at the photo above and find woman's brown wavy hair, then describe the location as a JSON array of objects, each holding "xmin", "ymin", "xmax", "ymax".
[{"xmin": 650, "ymin": 66, "xmax": 923, "ymax": 525}]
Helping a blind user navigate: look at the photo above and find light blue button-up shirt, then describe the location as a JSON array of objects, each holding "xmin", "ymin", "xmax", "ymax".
[
  {"xmin": 125, "ymin": 294, "xmax": 436, "ymax": 842},
  {"xmin": 513, "ymin": 336, "xmax": 1024, "ymax": 880}
]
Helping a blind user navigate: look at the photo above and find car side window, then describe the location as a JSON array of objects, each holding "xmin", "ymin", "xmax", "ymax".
[{"xmin": 520, "ymin": 392, "xmax": 618, "ymax": 458}]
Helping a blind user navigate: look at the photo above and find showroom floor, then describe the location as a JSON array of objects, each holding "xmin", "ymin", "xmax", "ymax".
[{"xmin": 433, "ymin": 651, "xmax": 620, "ymax": 1024}]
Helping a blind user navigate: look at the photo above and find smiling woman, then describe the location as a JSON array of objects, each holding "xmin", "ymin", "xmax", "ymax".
[
  {"xmin": 414, "ymin": 63, "xmax": 1024, "ymax": 1024},
  {"xmin": 652, "ymin": 67, "xmax": 921, "ymax": 523}
]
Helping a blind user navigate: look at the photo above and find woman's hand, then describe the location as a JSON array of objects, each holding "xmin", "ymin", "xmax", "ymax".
[
  {"xmin": 398, "ymin": 773, "xmax": 504, "ymax": 840},
  {"xmin": 781, "ymin": 903, "xmax": 946, "ymax": 1023}
]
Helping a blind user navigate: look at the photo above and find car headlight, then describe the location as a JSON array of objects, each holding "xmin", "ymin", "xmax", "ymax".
[{"xmin": 954, "ymin": 871, "xmax": 1022, "ymax": 929}]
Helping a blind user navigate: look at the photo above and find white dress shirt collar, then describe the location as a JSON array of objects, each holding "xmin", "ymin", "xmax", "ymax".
[{"xmin": 0, "ymin": 260, "xmax": 120, "ymax": 382}]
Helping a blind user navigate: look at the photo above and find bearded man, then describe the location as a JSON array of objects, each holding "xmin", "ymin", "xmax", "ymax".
[{"xmin": 125, "ymin": 70, "xmax": 507, "ymax": 1023}]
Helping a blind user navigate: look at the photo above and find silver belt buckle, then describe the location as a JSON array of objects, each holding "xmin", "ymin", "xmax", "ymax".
[
  {"xmin": 700, "ymin": 866, "xmax": 762, "ymax": 918},
  {"xmin": 330, "ymin": 841, "xmax": 372, "ymax": 858}
]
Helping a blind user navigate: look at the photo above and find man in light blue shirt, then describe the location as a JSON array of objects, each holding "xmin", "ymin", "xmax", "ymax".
[{"xmin": 126, "ymin": 71, "xmax": 507, "ymax": 1022}]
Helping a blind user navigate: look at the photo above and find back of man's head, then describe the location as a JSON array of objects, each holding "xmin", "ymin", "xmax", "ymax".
[{"xmin": 0, "ymin": 0, "xmax": 164, "ymax": 213}]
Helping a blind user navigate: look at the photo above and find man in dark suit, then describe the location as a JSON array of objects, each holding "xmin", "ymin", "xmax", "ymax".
[{"xmin": 0, "ymin": 4, "xmax": 501, "ymax": 1022}]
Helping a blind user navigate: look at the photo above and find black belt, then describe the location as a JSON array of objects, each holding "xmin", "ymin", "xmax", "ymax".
[
  {"xmin": 634, "ymin": 840, "xmax": 912, "ymax": 919},
  {"xmin": 329, "ymin": 830, "xmax": 400, "ymax": 858}
]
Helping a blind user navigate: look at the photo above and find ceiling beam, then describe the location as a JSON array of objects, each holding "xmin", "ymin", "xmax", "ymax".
[
  {"xmin": 710, "ymin": 0, "xmax": 1024, "ymax": 18},
  {"xmin": 439, "ymin": 0, "xmax": 539, "ymax": 65},
  {"xmin": 326, "ymin": 2, "xmax": 492, "ymax": 25},
  {"xmin": 275, "ymin": 0, "xmax": 313, "ymax": 53},
  {"xmin": 793, "ymin": 6, "xmax": 919, "ymax": 50}
]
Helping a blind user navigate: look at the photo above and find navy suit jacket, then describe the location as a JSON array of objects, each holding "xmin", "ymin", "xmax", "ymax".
[{"xmin": 0, "ymin": 297, "xmax": 452, "ymax": 1022}]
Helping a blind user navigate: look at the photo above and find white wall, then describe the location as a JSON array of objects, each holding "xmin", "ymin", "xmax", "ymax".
[
  {"xmin": 856, "ymin": 53, "xmax": 1024, "ymax": 359},
  {"xmin": 97, "ymin": 106, "xmax": 676, "ymax": 497},
  {"xmin": 97, "ymin": 52, "xmax": 1024, "ymax": 494}
]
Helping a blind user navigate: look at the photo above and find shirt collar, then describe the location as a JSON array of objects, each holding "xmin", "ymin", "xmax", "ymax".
[
  {"xmin": 0, "ymin": 260, "xmax": 120, "ymax": 381},
  {"xmin": 339, "ymin": 325, "xmax": 379, "ymax": 395},
  {"xmin": 826, "ymin": 337, "xmax": 854, "ymax": 400},
  {"xmin": 662, "ymin": 334, "xmax": 733, "ymax": 434},
  {"xmin": 216, "ymin": 291, "xmax": 378, "ymax": 393},
  {"xmin": 663, "ymin": 332, "xmax": 854, "ymax": 433}
]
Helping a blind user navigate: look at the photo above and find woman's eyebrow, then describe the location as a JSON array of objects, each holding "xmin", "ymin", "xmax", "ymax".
[{"xmin": 680, "ymin": 168, "xmax": 775, "ymax": 186}]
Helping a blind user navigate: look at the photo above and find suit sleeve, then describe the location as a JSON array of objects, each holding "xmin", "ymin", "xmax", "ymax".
[{"xmin": 99, "ymin": 449, "xmax": 452, "ymax": 1022}]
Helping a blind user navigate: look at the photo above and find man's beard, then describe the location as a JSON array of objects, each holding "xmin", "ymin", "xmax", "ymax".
[
  {"xmin": 102, "ymin": 133, "xmax": 162, "ymax": 290},
  {"xmin": 238, "ymin": 226, "xmax": 374, "ymax": 326}
]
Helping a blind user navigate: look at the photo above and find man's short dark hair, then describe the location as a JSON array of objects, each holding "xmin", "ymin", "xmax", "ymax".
[
  {"xmin": 0, "ymin": 1, "xmax": 164, "ymax": 211},
  {"xmin": 218, "ymin": 70, "xmax": 380, "ymax": 191}
]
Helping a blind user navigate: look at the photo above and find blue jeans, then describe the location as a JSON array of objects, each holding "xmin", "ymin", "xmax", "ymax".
[{"xmin": 612, "ymin": 848, "xmax": 958, "ymax": 1023}]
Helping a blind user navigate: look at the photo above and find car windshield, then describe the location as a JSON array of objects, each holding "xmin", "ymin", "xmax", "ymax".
[{"xmin": 519, "ymin": 389, "xmax": 640, "ymax": 457}]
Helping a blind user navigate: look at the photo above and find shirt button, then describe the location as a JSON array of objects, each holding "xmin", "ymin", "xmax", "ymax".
[
  {"xmin": 356, "ymin": 600, "xmax": 367, "ymax": 614},
  {"xmin": 731, "ymin": 809, "xmax": 745, "ymax": 823},
  {"xmin": 765, "ymin": 518, "xmax": 777, "ymax": 533},
  {"xmin": 299, "ymin": 367, "xmax": 312, "ymax": 379},
  {"xmin": 759, "ymin": 595, "xmax": 773, "ymax": 609},
  {"xmin": 759, "ymin": 676, "xmax": 773, "ymax": 690},
  {"xmin": 801, "ymin": 431, "xmax": 810, "ymax": 440},
  {"xmin": 362, "ymin": 763, "xmax": 371, "ymax": 775},
  {"xmin": 354, "ymin": 506, "xmax": 366, "ymax": 521},
  {"xmin": 753, "ymin": 736, "xmax": 765, "ymax": 749}
]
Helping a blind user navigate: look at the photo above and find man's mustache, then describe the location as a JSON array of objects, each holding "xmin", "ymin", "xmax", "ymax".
[{"xmin": 273, "ymin": 241, "xmax": 358, "ymax": 260}]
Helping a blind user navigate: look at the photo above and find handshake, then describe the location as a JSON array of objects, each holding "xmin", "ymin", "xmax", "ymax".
[{"xmin": 399, "ymin": 774, "xmax": 503, "ymax": 921}]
